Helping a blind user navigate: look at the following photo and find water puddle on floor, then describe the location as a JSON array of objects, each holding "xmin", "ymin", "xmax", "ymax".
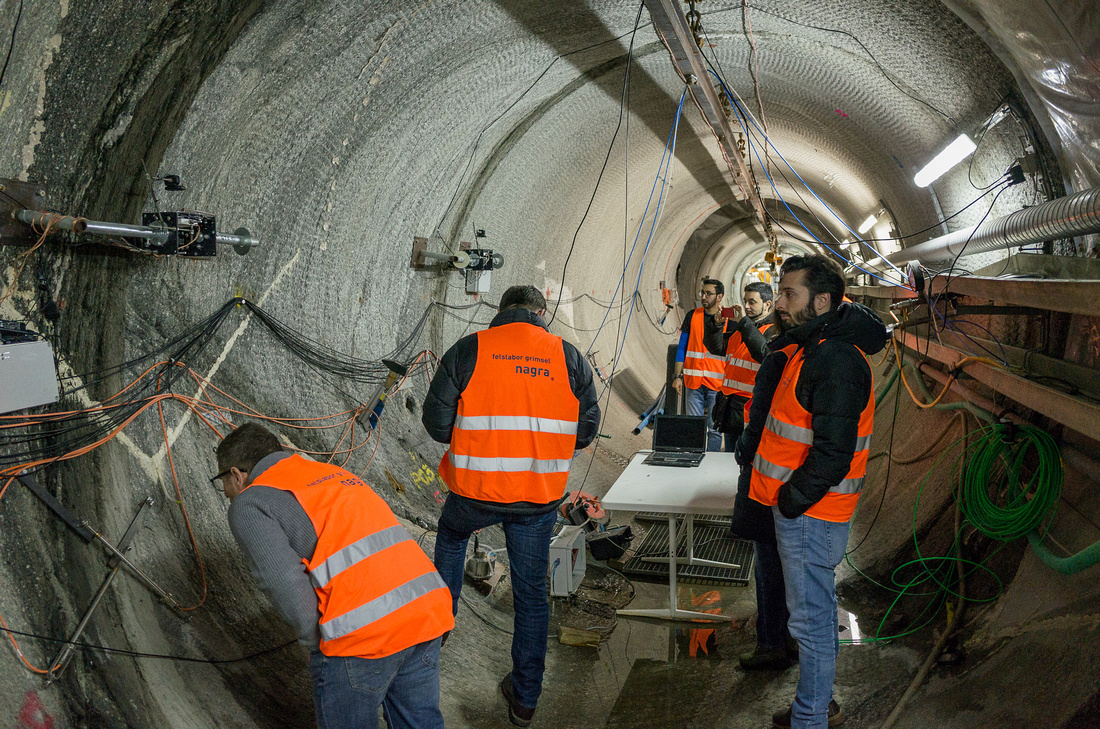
[{"xmin": 535, "ymin": 580, "xmax": 768, "ymax": 729}]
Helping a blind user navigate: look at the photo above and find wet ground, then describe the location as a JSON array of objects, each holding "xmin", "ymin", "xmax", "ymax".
[
  {"xmin": 436, "ymin": 542, "xmax": 922, "ymax": 729},
  {"xmin": 430, "ymin": 501, "xmax": 1100, "ymax": 729}
]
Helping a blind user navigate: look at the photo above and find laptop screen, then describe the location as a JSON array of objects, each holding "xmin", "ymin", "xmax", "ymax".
[{"xmin": 652, "ymin": 415, "xmax": 707, "ymax": 452}]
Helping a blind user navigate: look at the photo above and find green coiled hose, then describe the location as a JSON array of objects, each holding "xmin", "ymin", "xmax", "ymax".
[{"xmin": 954, "ymin": 423, "xmax": 1063, "ymax": 542}]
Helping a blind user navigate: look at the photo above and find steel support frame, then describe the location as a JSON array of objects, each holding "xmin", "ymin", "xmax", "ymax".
[{"xmin": 643, "ymin": 0, "xmax": 765, "ymax": 223}]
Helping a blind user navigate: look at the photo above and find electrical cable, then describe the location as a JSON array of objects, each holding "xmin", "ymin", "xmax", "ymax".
[
  {"xmin": 702, "ymin": 3, "xmax": 956, "ymax": 125},
  {"xmin": 930, "ymin": 183, "xmax": 1013, "ymax": 316},
  {"xmin": 966, "ymin": 94, "xmax": 1013, "ymax": 191},
  {"xmin": 955, "ymin": 423, "xmax": 1062, "ymax": 541},
  {"xmin": 575, "ymin": 88, "xmax": 687, "ymax": 491},
  {"xmin": 855, "ymin": 181, "xmax": 1009, "ymax": 243},
  {"xmin": 845, "ymin": 349, "xmax": 903, "ymax": 556},
  {"xmin": 0, "ymin": 0, "xmax": 23, "ymax": 93},
  {"xmin": 0, "ymin": 623, "xmax": 295, "ymax": 665},
  {"xmin": 548, "ymin": 0, "xmax": 644, "ymax": 326},
  {"xmin": 704, "ymin": 64, "xmax": 910, "ymax": 287},
  {"xmin": 700, "ymin": 39, "xmax": 909, "ymax": 281}
]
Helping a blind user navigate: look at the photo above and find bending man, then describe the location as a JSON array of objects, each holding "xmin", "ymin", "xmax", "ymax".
[{"xmin": 216, "ymin": 422, "xmax": 454, "ymax": 729}]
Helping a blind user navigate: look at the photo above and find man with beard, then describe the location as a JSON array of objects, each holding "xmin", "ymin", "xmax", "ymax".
[
  {"xmin": 672, "ymin": 278, "xmax": 728, "ymax": 451},
  {"xmin": 707, "ymin": 281, "xmax": 777, "ymax": 451},
  {"xmin": 737, "ymin": 255, "xmax": 887, "ymax": 728}
]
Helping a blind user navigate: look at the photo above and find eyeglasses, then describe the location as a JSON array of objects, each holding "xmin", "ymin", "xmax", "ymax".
[
  {"xmin": 699, "ymin": 290, "xmax": 718, "ymax": 297},
  {"xmin": 210, "ymin": 468, "xmax": 232, "ymax": 492}
]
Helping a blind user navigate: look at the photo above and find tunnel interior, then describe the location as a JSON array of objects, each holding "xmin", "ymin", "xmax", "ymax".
[{"xmin": 0, "ymin": 1, "xmax": 1099, "ymax": 727}]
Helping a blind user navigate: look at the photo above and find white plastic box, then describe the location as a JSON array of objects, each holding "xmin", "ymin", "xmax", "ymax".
[
  {"xmin": 548, "ymin": 525, "xmax": 586, "ymax": 597},
  {"xmin": 0, "ymin": 340, "xmax": 59, "ymax": 414}
]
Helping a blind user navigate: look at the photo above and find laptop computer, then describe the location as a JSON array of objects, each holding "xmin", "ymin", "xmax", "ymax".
[{"xmin": 642, "ymin": 415, "xmax": 707, "ymax": 467}]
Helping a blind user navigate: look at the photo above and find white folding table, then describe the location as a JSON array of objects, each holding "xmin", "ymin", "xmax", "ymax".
[{"xmin": 600, "ymin": 451, "xmax": 741, "ymax": 622}]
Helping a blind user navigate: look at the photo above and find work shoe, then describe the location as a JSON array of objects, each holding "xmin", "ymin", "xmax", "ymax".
[
  {"xmin": 772, "ymin": 700, "xmax": 846, "ymax": 727},
  {"xmin": 500, "ymin": 674, "xmax": 536, "ymax": 727},
  {"xmin": 738, "ymin": 646, "xmax": 794, "ymax": 671}
]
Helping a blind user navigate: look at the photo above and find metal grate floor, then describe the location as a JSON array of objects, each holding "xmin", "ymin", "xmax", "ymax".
[
  {"xmin": 634, "ymin": 511, "xmax": 731, "ymax": 528},
  {"xmin": 622, "ymin": 518, "xmax": 755, "ymax": 585}
]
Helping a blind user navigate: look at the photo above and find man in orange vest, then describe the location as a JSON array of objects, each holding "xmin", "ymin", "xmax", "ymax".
[
  {"xmin": 422, "ymin": 284, "xmax": 600, "ymax": 727},
  {"xmin": 215, "ymin": 422, "xmax": 454, "ymax": 729},
  {"xmin": 745, "ymin": 255, "xmax": 887, "ymax": 729},
  {"xmin": 672, "ymin": 277, "xmax": 728, "ymax": 450},
  {"xmin": 708, "ymin": 281, "xmax": 776, "ymax": 451}
]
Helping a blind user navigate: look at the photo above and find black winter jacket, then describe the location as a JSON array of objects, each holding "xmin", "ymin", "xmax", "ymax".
[
  {"xmin": 735, "ymin": 302, "xmax": 888, "ymax": 519},
  {"xmin": 422, "ymin": 307, "xmax": 601, "ymax": 487}
]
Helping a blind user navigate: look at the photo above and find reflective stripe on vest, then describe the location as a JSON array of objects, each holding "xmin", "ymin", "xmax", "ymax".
[
  {"xmin": 683, "ymin": 309, "xmax": 727, "ymax": 390},
  {"xmin": 749, "ymin": 341, "xmax": 875, "ymax": 522},
  {"xmin": 310, "ymin": 525, "xmax": 409, "ymax": 588},
  {"xmin": 446, "ymin": 452, "xmax": 573, "ymax": 474},
  {"xmin": 251, "ymin": 455, "xmax": 454, "ymax": 659},
  {"xmin": 719, "ymin": 322, "xmax": 772, "ymax": 397},
  {"xmin": 455, "ymin": 415, "xmax": 578, "ymax": 435},
  {"xmin": 320, "ymin": 572, "xmax": 448, "ymax": 642},
  {"xmin": 752, "ymin": 452, "xmax": 866, "ymax": 494},
  {"xmin": 439, "ymin": 321, "xmax": 581, "ymax": 505}
]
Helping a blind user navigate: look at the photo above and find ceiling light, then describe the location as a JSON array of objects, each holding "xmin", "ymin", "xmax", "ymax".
[
  {"xmin": 858, "ymin": 215, "xmax": 877, "ymax": 234},
  {"xmin": 840, "ymin": 238, "xmax": 850, "ymax": 248},
  {"xmin": 914, "ymin": 134, "xmax": 978, "ymax": 188}
]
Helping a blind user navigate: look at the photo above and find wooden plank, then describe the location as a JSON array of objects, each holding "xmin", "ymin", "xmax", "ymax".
[
  {"xmin": 930, "ymin": 276, "xmax": 1100, "ymax": 318},
  {"xmin": 848, "ymin": 285, "xmax": 916, "ymax": 301},
  {"xmin": 896, "ymin": 331, "xmax": 1100, "ymax": 437}
]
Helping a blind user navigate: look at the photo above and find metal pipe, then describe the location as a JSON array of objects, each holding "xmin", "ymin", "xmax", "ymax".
[
  {"xmin": 13, "ymin": 209, "xmax": 89, "ymax": 235},
  {"xmin": 216, "ymin": 226, "xmax": 260, "ymax": 254},
  {"xmin": 887, "ymin": 185, "xmax": 1100, "ymax": 264},
  {"xmin": 14, "ymin": 208, "xmax": 260, "ymax": 251},
  {"xmin": 14, "ymin": 208, "xmax": 170, "ymax": 243},
  {"xmin": 91, "ymin": 531, "xmax": 184, "ymax": 614}
]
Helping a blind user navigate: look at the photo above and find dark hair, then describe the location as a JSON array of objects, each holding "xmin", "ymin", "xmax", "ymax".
[
  {"xmin": 701, "ymin": 278, "xmax": 724, "ymax": 297},
  {"xmin": 779, "ymin": 254, "xmax": 845, "ymax": 311},
  {"xmin": 217, "ymin": 422, "xmax": 281, "ymax": 474},
  {"xmin": 499, "ymin": 285, "xmax": 547, "ymax": 312},
  {"xmin": 743, "ymin": 281, "xmax": 773, "ymax": 303}
]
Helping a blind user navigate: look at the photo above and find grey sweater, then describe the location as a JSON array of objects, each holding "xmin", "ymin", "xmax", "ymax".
[{"xmin": 227, "ymin": 451, "xmax": 322, "ymax": 647}]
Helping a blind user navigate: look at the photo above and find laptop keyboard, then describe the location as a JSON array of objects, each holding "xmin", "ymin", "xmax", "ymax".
[{"xmin": 643, "ymin": 452, "xmax": 703, "ymax": 467}]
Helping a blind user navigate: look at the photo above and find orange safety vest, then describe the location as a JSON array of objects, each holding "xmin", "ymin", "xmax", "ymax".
[
  {"xmin": 749, "ymin": 341, "xmax": 874, "ymax": 522},
  {"xmin": 720, "ymin": 322, "xmax": 774, "ymax": 397},
  {"xmin": 438, "ymin": 322, "xmax": 580, "ymax": 505},
  {"xmin": 249, "ymin": 455, "xmax": 454, "ymax": 658},
  {"xmin": 683, "ymin": 308, "xmax": 727, "ymax": 391}
]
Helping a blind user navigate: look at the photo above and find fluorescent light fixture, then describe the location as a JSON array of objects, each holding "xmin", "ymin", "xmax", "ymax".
[
  {"xmin": 914, "ymin": 134, "xmax": 978, "ymax": 188},
  {"xmin": 858, "ymin": 215, "xmax": 877, "ymax": 234},
  {"xmin": 840, "ymin": 238, "xmax": 850, "ymax": 248}
]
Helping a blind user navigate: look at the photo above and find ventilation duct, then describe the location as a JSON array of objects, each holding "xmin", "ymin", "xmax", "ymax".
[{"xmin": 886, "ymin": 186, "xmax": 1100, "ymax": 264}]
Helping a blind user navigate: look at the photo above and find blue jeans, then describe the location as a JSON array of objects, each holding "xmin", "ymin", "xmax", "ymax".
[
  {"xmin": 753, "ymin": 539, "xmax": 791, "ymax": 652},
  {"xmin": 773, "ymin": 507, "xmax": 850, "ymax": 729},
  {"xmin": 684, "ymin": 385, "xmax": 723, "ymax": 451},
  {"xmin": 308, "ymin": 638, "xmax": 443, "ymax": 729},
  {"xmin": 433, "ymin": 494, "xmax": 557, "ymax": 708}
]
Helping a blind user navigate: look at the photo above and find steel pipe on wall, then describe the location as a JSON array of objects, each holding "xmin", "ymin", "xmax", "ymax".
[{"xmin": 886, "ymin": 185, "xmax": 1100, "ymax": 264}]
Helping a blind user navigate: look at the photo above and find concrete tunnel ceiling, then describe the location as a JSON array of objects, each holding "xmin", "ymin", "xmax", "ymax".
[
  {"xmin": 148, "ymin": 0, "xmax": 1030, "ymax": 405},
  {"xmin": 0, "ymin": 0, "xmax": 1092, "ymax": 726}
]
